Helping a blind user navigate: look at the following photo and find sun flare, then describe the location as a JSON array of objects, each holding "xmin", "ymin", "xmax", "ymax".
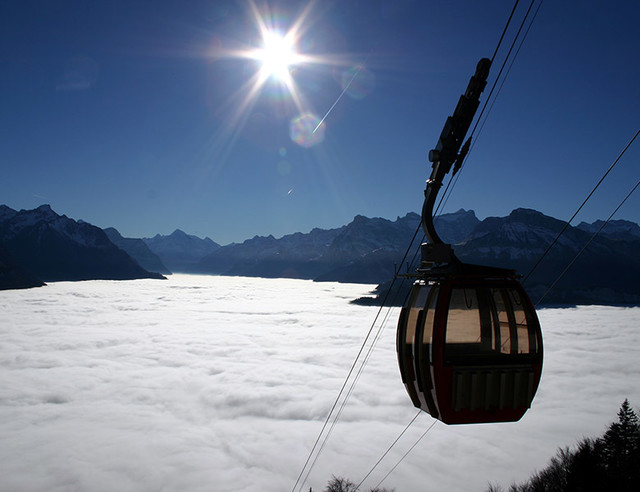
[
  {"xmin": 254, "ymin": 31, "xmax": 298, "ymax": 84},
  {"xmin": 211, "ymin": 0, "xmax": 358, "ymax": 150}
]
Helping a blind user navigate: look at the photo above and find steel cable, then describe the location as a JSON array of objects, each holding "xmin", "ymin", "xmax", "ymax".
[
  {"xmin": 293, "ymin": 2, "xmax": 546, "ymax": 489},
  {"xmin": 535, "ymin": 176, "xmax": 640, "ymax": 306},
  {"xmin": 339, "ymin": 3, "xmax": 547, "ymax": 488},
  {"xmin": 292, "ymin": 222, "xmax": 423, "ymax": 492},
  {"xmin": 523, "ymin": 126, "xmax": 640, "ymax": 284}
]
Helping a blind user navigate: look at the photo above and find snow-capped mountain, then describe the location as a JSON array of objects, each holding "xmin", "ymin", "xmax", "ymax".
[
  {"xmin": 0, "ymin": 205, "xmax": 164, "ymax": 283},
  {"xmin": 433, "ymin": 208, "xmax": 480, "ymax": 244},
  {"xmin": 143, "ymin": 229, "xmax": 220, "ymax": 272},
  {"xmin": 3, "ymin": 203, "xmax": 639, "ymax": 305},
  {"xmin": 456, "ymin": 208, "xmax": 581, "ymax": 261},
  {"xmin": 577, "ymin": 219, "xmax": 640, "ymax": 240},
  {"xmin": 362, "ymin": 208, "xmax": 640, "ymax": 306},
  {"xmin": 314, "ymin": 213, "xmax": 421, "ymax": 283},
  {"xmin": 192, "ymin": 225, "xmax": 346, "ymax": 278},
  {"xmin": 191, "ymin": 210, "xmax": 479, "ymax": 282}
]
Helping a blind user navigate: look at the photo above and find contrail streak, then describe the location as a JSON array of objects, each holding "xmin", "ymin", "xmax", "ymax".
[{"xmin": 313, "ymin": 65, "xmax": 363, "ymax": 134}]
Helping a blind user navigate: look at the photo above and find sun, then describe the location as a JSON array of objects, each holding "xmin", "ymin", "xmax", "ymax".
[
  {"xmin": 254, "ymin": 31, "xmax": 299, "ymax": 84},
  {"xmin": 208, "ymin": 0, "xmax": 351, "ymax": 150}
]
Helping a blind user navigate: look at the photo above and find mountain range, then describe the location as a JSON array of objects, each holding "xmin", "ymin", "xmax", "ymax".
[
  {"xmin": 104, "ymin": 227, "xmax": 171, "ymax": 275},
  {"xmin": 142, "ymin": 229, "xmax": 220, "ymax": 273},
  {"xmin": 1, "ymin": 203, "xmax": 639, "ymax": 306},
  {"xmin": 357, "ymin": 208, "xmax": 640, "ymax": 306},
  {"xmin": 0, "ymin": 205, "xmax": 164, "ymax": 288}
]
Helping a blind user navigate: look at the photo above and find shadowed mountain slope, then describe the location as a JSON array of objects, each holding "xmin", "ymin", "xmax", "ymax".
[
  {"xmin": 104, "ymin": 227, "xmax": 171, "ymax": 275},
  {"xmin": 0, "ymin": 242, "xmax": 45, "ymax": 290},
  {"xmin": 0, "ymin": 205, "xmax": 164, "ymax": 283}
]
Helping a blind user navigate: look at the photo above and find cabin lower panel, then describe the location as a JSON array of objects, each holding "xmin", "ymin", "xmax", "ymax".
[{"xmin": 439, "ymin": 365, "xmax": 538, "ymax": 424}]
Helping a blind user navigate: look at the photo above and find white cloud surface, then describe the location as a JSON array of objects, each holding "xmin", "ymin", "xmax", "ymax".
[{"xmin": 1, "ymin": 275, "xmax": 639, "ymax": 491}]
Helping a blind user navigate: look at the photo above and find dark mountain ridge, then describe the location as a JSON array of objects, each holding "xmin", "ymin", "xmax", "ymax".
[
  {"xmin": 173, "ymin": 207, "xmax": 640, "ymax": 305},
  {"xmin": 104, "ymin": 227, "xmax": 171, "ymax": 275},
  {"xmin": 192, "ymin": 225, "xmax": 346, "ymax": 279},
  {"xmin": 189, "ymin": 210, "xmax": 480, "ymax": 282},
  {"xmin": 142, "ymin": 229, "xmax": 220, "ymax": 272},
  {"xmin": 0, "ymin": 205, "xmax": 164, "ymax": 288},
  {"xmin": 2, "ymin": 203, "xmax": 638, "ymax": 306},
  {"xmin": 362, "ymin": 208, "xmax": 640, "ymax": 306}
]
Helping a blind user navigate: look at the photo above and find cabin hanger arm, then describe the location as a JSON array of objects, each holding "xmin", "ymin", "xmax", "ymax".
[{"xmin": 421, "ymin": 57, "xmax": 492, "ymax": 247}]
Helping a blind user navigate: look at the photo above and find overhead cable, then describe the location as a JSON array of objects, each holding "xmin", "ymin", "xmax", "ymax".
[
  {"xmin": 491, "ymin": 0, "xmax": 520, "ymax": 63},
  {"xmin": 294, "ymin": 2, "xmax": 546, "ymax": 490},
  {"xmin": 436, "ymin": 0, "xmax": 542, "ymax": 219},
  {"xmin": 524, "ymin": 126, "xmax": 640, "ymax": 283},
  {"xmin": 536, "ymin": 176, "xmax": 640, "ymax": 305},
  {"xmin": 371, "ymin": 419, "xmax": 438, "ymax": 490},
  {"xmin": 291, "ymin": 221, "xmax": 422, "ymax": 492},
  {"xmin": 355, "ymin": 411, "xmax": 422, "ymax": 491},
  {"xmin": 354, "ymin": 3, "xmax": 544, "ymax": 488}
]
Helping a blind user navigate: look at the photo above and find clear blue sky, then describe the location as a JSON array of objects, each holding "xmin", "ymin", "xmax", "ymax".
[{"xmin": 2, "ymin": 0, "xmax": 639, "ymax": 245}]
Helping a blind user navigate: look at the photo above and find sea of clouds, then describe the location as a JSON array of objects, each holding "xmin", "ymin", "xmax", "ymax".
[{"xmin": 1, "ymin": 275, "xmax": 639, "ymax": 492}]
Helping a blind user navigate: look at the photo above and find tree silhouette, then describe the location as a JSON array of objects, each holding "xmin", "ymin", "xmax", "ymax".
[
  {"xmin": 316, "ymin": 475, "xmax": 394, "ymax": 492},
  {"xmin": 601, "ymin": 398, "xmax": 640, "ymax": 490},
  {"xmin": 564, "ymin": 438, "xmax": 606, "ymax": 491},
  {"xmin": 324, "ymin": 476, "xmax": 357, "ymax": 492},
  {"xmin": 487, "ymin": 399, "xmax": 640, "ymax": 491}
]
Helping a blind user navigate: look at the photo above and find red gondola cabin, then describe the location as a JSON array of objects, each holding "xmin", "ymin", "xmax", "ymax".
[{"xmin": 397, "ymin": 269, "xmax": 543, "ymax": 424}]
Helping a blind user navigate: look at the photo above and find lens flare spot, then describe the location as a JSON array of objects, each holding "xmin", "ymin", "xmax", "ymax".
[
  {"xmin": 289, "ymin": 113, "xmax": 325, "ymax": 148},
  {"xmin": 341, "ymin": 65, "xmax": 375, "ymax": 100}
]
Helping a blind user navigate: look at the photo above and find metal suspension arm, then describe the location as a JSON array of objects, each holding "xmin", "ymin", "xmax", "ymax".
[{"xmin": 421, "ymin": 58, "xmax": 492, "ymax": 246}]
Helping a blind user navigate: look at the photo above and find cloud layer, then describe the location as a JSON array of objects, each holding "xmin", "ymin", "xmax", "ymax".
[{"xmin": 1, "ymin": 275, "xmax": 639, "ymax": 491}]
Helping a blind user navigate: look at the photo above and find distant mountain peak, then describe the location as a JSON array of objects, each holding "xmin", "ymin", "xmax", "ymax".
[
  {"xmin": 166, "ymin": 229, "xmax": 217, "ymax": 244},
  {"xmin": 0, "ymin": 205, "xmax": 18, "ymax": 222},
  {"xmin": 577, "ymin": 218, "xmax": 640, "ymax": 239},
  {"xmin": 397, "ymin": 211, "xmax": 420, "ymax": 221},
  {"xmin": 351, "ymin": 214, "xmax": 369, "ymax": 225},
  {"xmin": 32, "ymin": 204, "xmax": 61, "ymax": 220},
  {"xmin": 445, "ymin": 208, "xmax": 473, "ymax": 215},
  {"xmin": 436, "ymin": 208, "xmax": 477, "ymax": 220},
  {"xmin": 103, "ymin": 226, "xmax": 121, "ymax": 237},
  {"xmin": 36, "ymin": 204, "xmax": 54, "ymax": 212},
  {"xmin": 510, "ymin": 208, "xmax": 544, "ymax": 217},
  {"xmin": 104, "ymin": 227, "xmax": 170, "ymax": 275},
  {"xmin": 143, "ymin": 229, "xmax": 221, "ymax": 272}
]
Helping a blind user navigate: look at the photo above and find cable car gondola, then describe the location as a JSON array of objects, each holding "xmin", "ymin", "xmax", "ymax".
[{"xmin": 397, "ymin": 58, "xmax": 543, "ymax": 424}]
